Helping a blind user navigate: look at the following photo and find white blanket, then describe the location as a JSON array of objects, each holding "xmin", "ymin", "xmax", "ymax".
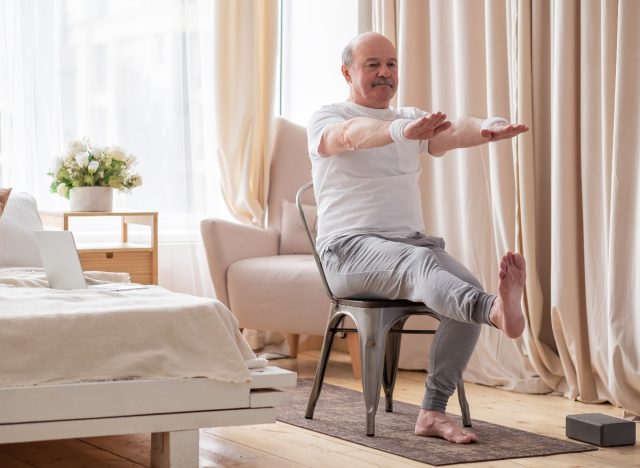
[{"xmin": 0, "ymin": 268, "xmax": 264, "ymax": 387}]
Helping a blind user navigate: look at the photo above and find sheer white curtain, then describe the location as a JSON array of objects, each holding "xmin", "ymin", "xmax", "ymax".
[
  {"xmin": 0, "ymin": 0, "xmax": 64, "ymax": 199},
  {"xmin": 0, "ymin": 0, "xmax": 231, "ymax": 296},
  {"xmin": 279, "ymin": 0, "xmax": 359, "ymax": 126}
]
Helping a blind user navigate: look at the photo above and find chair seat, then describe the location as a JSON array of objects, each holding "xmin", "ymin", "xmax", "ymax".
[{"xmin": 337, "ymin": 297, "xmax": 434, "ymax": 309}]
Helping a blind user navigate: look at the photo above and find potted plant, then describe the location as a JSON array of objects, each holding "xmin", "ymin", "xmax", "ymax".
[{"xmin": 48, "ymin": 138, "xmax": 142, "ymax": 211}]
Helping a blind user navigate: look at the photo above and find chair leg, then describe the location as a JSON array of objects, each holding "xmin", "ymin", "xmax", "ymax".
[
  {"xmin": 345, "ymin": 332, "xmax": 362, "ymax": 379},
  {"xmin": 353, "ymin": 312, "xmax": 387, "ymax": 437},
  {"xmin": 456, "ymin": 378, "xmax": 472, "ymax": 427},
  {"xmin": 382, "ymin": 319, "xmax": 406, "ymax": 412},
  {"xmin": 305, "ymin": 312, "xmax": 343, "ymax": 420}
]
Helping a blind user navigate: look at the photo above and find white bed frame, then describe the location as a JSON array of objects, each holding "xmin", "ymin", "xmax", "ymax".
[{"xmin": 0, "ymin": 366, "xmax": 296, "ymax": 467}]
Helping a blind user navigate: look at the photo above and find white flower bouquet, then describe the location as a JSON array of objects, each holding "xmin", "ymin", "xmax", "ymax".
[{"xmin": 48, "ymin": 138, "xmax": 142, "ymax": 198}]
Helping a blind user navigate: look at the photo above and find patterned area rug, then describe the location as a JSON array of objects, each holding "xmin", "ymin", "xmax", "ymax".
[{"xmin": 276, "ymin": 379, "xmax": 596, "ymax": 466}]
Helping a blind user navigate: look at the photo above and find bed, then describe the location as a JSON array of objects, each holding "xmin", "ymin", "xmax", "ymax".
[{"xmin": 0, "ymin": 192, "xmax": 296, "ymax": 467}]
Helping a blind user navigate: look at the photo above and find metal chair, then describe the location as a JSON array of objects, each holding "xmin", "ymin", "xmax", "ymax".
[{"xmin": 296, "ymin": 181, "xmax": 472, "ymax": 437}]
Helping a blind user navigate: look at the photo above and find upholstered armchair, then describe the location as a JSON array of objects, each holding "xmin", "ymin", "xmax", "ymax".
[{"xmin": 200, "ymin": 117, "xmax": 332, "ymax": 358}]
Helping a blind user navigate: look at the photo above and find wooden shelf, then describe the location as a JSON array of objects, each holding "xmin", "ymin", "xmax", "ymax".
[
  {"xmin": 40, "ymin": 211, "xmax": 158, "ymax": 285},
  {"xmin": 75, "ymin": 242, "xmax": 154, "ymax": 252}
]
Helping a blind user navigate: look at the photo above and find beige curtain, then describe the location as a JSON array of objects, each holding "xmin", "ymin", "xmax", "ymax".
[
  {"xmin": 370, "ymin": 0, "xmax": 640, "ymax": 416},
  {"xmin": 530, "ymin": 0, "xmax": 640, "ymax": 415},
  {"xmin": 213, "ymin": 0, "xmax": 278, "ymax": 225}
]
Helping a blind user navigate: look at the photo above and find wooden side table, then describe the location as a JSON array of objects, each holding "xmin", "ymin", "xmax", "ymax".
[{"xmin": 40, "ymin": 211, "xmax": 158, "ymax": 285}]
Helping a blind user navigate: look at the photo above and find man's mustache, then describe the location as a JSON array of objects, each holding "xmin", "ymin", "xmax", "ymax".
[{"xmin": 372, "ymin": 78, "xmax": 394, "ymax": 87}]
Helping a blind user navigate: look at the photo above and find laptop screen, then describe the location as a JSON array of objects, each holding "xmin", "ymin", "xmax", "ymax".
[{"xmin": 34, "ymin": 230, "xmax": 87, "ymax": 290}]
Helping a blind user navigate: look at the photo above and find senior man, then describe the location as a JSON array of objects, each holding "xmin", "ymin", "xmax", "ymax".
[{"xmin": 307, "ymin": 32, "xmax": 528, "ymax": 444}]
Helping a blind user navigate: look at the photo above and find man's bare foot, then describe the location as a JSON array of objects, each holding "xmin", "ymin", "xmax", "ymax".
[
  {"xmin": 489, "ymin": 251, "xmax": 526, "ymax": 338},
  {"xmin": 415, "ymin": 410, "xmax": 477, "ymax": 444}
]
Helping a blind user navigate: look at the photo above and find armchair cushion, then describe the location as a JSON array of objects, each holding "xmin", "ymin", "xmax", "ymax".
[
  {"xmin": 279, "ymin": 200, "xmax": 317, "ymax": 255},
  {"xmin": 200, "ymin": 219, "xmax": 280, "ymax": 308},
  {"xmin": 227, "ymin": 254, "xmax": 329, "ymax": 335}
]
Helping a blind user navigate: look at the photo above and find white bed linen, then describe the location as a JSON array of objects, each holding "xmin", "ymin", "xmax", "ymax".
[{"xmin": 0, "ymin": 268, "xmax": 261, "ymax": 387}]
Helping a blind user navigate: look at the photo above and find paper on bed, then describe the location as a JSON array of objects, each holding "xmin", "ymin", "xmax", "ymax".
[{"xmin": 0, "ymin": 273, "xmax": 259, "ymax": 386}]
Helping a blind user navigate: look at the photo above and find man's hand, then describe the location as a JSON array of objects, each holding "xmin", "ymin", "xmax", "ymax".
[
  {"xmin": 480, "ymin": 122, "xmax": 529, "ymax": 142},
  {"xmin": 403, "ymin": 112, "xmax": 452, "ymax": 141}
]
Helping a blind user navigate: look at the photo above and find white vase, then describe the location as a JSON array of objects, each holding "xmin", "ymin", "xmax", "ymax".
[{"xmin": 69, "ymin": 186, "xmax": 114, "ymax": 212}]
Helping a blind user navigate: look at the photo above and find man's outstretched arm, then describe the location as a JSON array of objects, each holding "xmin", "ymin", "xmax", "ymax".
[
  {"xmin": 427, "ymin": 116, "xmax": 529, "ymax": 156},
  {"xmin": 318, "ymin": 112, "xmax": 450, "ymax": 156}
]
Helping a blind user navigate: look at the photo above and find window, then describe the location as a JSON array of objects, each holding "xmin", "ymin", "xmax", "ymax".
[
  {"xmin": 58, "ymin": 0, "xmax": 220, "ymax": 218},
  {"xmin": 279, "ymin": 0, "xmax": 359, "ymax": 125},
  {"xmin": 0, "ymin": 0, "xmax": 225, "ymax": 223}
]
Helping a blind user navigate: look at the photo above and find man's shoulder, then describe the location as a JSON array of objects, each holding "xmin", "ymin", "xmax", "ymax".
[
  {"xmin": 307, "ymin": 102, "xmax": 351, "ymax": 129},
  {"xmin": 310, "ymin": 102, "xmax": 351, "ymax": 118}
]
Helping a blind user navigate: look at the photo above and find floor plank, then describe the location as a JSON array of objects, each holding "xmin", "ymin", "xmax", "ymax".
[
  {"xmin": 79, "ymin": 434, "xmax": 150, "ymax": 466},
  {"xmin": 206, "ymin": 424, "xmax": 428, "ymax": 468},
  {"xmin": 0, "ymin": 438, "xmax": 143, "ymax": 467},
  {"xmin": 198, "ymin": 431, "xmax": 301, "ymax": 467},
  {"xmin": 0, "ymin": 451, "xmax": 35, "ymax": 468}
]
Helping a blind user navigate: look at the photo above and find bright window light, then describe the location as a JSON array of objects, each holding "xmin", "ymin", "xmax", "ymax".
[{"xmin": 280, "ymin": 0, "xmax": 359, "ymax": 126}]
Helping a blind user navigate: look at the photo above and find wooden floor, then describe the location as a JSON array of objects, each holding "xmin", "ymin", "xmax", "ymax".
[{"xmin": 1, "ymin": 350, "xmax": 638, "ymax": 467}]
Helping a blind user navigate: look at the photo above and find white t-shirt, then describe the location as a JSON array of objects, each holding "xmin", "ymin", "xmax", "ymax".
[{"xmin": 307, "ymin": 101, "xmax": 433, "ymax": 252}]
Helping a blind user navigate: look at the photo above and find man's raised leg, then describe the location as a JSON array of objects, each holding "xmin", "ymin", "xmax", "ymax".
[
  {"xmin": 415, "ymin": 250, "xmax": 527, "ymax": 444},
  {"xmin": 489, "ymin": 252, "xmax": 526, "ymax": 338}
]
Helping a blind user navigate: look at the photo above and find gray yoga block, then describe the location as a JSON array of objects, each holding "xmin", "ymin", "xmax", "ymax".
[{"xmin": 566, "ymin": 413, "xmax": 636, "ymax": 447}]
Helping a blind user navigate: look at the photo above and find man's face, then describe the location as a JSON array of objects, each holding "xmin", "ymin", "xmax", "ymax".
[{"xmin": 343, "ymin": 35, "xmax": 398, "ymax": 109}]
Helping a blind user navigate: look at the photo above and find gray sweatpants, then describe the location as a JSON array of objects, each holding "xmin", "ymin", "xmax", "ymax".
[{"xmin": 320, "ymin": 232, "xmax": 496, "ymax": 413}]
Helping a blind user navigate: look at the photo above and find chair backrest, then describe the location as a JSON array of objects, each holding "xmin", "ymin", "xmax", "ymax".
[
  {"xmin": 296, "ymin": 182, "xmax": 429, "ymax": 310},
  {"xmin": 267, "ymin": 117, "xmax": 315, "ymax": 232},
  {"xmin": 296, "ymin": 182, "xmax": 337, "ymax": 302}
]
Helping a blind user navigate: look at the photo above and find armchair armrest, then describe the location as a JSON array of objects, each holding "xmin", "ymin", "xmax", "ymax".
[{"xmin": 200, "ymin": 218, "xmax": 280, "ymax": 308}]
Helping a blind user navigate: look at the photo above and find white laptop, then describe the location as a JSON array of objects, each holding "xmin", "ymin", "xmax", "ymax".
[{"xmin": 34, "ymin": 230, "xmax": 148, "ymax": 291}]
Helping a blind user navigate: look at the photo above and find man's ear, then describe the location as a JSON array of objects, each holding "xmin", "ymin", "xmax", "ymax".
[{"xmin": 341, "ymin": 64, "xmax": 351, "ymax": 83}]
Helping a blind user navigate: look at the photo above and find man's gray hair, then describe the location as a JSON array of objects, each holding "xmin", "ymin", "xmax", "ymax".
[
  {"xmin": 343, "ymin": 32, "xmax": 388, "ymax": 67},
  {"xmin": 341, "ymin": 41, "xmax": 354, "ymax": 67}
]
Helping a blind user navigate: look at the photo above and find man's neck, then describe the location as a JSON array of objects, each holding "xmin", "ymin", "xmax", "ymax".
[{"xmin": 348, "ymin": 97, "xmax": 390, "ymax": 110}]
